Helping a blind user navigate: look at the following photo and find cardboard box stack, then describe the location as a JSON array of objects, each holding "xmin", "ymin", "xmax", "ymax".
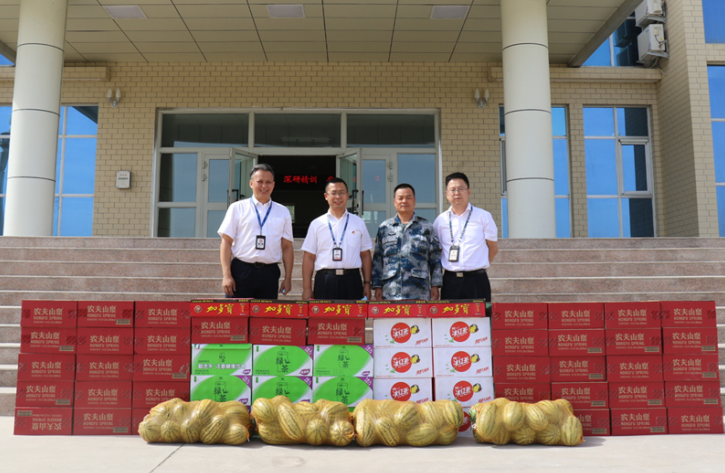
[
  {"xmin": 14, "ymin": 301, "xmax": 78, "ymax": 435},
  {"xmin": 248, "ymin": 300, "xmax": 312, "ymax": 404},
  {"xmin": 491, "ymin": 303, "xmax": 551, "ymax": 406},
  {"xmin": 605, "ymin": 302, "xmax": 667, "ymax": 436},
  {"xmin": 661, "ymin": 301, "xmax": 724, "ymax": 434},
  {"xmin": 308, "ymin": 300, "xmax": 372, "ymax": 409},
  {"xmin": 429, "ymin": 300, "xmax": 492, "ymax": 437},
  {"xmin": 548, "ymin": 302, "xmax": 610, "ymax": 436},
  {"xmin": 190, "ymin": 299, "xmax": 251, "ymax": 410}
]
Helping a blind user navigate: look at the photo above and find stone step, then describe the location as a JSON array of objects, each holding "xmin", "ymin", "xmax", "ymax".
[
  {"xmin": 0, "ymin": 343, "xmax": 19, "ymax": 365},
  {"xmin": 0, "ymin": 325, "xmax": 19, "ymax": 344},
  {"xmin": 0, "ymin": 365, "xmax": 16, "ymax": 388},
  {"xmin": 0, "ymin": 387, "xmax": 16, "ymax": 416},
  {"xmin": 0, "ymin": 307, "xmax": 20, "ymax": 325},
  {"xmin": 498, "ymin": 249, "xmax": 725, "ymax": 263},
  {"xmin": 491, "ymin": 292, "xmax": 725, "ymax": 305}
]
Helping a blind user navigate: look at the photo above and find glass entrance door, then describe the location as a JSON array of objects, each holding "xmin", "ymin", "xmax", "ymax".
[{"xmin": 336, "ymin": 150, "xmax": 362, "ymax": 215}]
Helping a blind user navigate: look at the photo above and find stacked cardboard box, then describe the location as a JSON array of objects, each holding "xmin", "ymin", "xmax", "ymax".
[
  {"xmin": 661, "ymin": 301, "xmax": 724, "ymax": 434},
  {"xmin": 14, "ymin": 301, "xmax": 78, "ymax": 435},
  {"xmin": 190, "ymin": 299, "xmax": 251, "ymax": 408},
  {"xmin": 248, "ymin": 300, "xmax": 312, "ymax": 404},
  {"xmin": 549, "ymin": 302, "xmax": 610, "ymax": 436},
  {"xmin": 430, "ymin": 300, "xmax": 492, "ymax": 437},
  {"xmin": 491, "ymin": 303, "xmax": 550, "ymax": 405}
]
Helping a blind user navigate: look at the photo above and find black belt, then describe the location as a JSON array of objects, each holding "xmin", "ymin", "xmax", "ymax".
[
  {"xmin": 316, "ymin": 268, "xmax": 360, "ymax": 276},
  {"xmin": 446, "ymin": 268, "xmax": 487, "ymax": 278},
  {"xmin": 236, "ymin": 259, "xmax": 277, "ymax": 268}
]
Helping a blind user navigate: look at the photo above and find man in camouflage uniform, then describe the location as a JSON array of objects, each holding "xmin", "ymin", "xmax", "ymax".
[{"xmin": 372, "ymin": 183, "xmax": 443, "ymax": 300}]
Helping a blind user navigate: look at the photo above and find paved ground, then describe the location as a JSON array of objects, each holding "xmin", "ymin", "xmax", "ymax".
[{"xmin": 3, "ymin": 417, "xmax": 725, "ymax": 473}]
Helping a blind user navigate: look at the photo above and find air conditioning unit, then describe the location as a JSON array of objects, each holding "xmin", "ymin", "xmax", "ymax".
[
  {"xmin": 637, "ymin": 24, "xmax": 668, "ymax": 64},
  {"xmin": 635, "ymin": 0, "xmax": 665, "ymax": 28}
]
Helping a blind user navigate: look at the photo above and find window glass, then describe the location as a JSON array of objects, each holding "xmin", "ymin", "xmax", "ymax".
[
  {"xmin": 207, "ymin": 210, "xmax": 226, "ymax": 238},
  {"xmin": 0, "ymin": 139, "xmax": 8, "ymax": 194},
  {"xmin": 499, "ymin": 107, "xmax": 505, "ymax": 136},
  {"xmin": 553, "ymin": 140, "xmax": 569, "ymax": 195},
  {"xmin": 622, "ymin": 198, "xmax": 654, "ymax": 237},
  {"xmin": 585, "ymin": 139, "xmax": 618, "ymax": 194},
  {"xmin": 158, "ymin": 208, "xmax": 196, "ymax": 237},
  {"xmin": 583, "ymin": 38, "xmax": 611, "ymax": 66},
  {"xmin": 621, "ymin": 144, "xmax": 649, "ymax": 192},
  {"xmin": 0, "ymin": 55, "xmax": 12, "ymax": 66},
  {"xmin": 63, "ymin": 138, "xmax": 97, "ymax": 194},
  {"xmin": 207, "ymin": 159, "xmax": 229, "ymax": 204},
  {"xmin": 0, "ymin": 107, "xmax": 11, "ymax": 135},
  {"xmin": 0, "ymin": 197, "xmax": 4, "ymax": 235},
  {"xmin": 708, "ymin": 66, "xmax": 725, "ymax": 119},
  {"xmin": 613, "ymin": 19, "xmax": 641, "ymax": 66},
  {"xmin": 397, "ymin": 154, "xmax": 436, "ymax": 204},
  {"xmin": 53, "ymin": 197, "xmax": 59, "ymax": 237},
  {"xmin": 588, "ymin": 198, "xmax": 619, "ymax": 237},
  {"xmin": 362, "ymin": 210, "xmax": 387, "ymax": 241},
  {"xmin": 56, "ymin": 139, "xmax": 62, "ymax": 194},
  {"xmin": 555, "ymin": 198, "xmax": 571, "ymax": 238},
  {"xmin": 718, "ymin": 187, "xmax": 725, "ymax": 237},
  {"xmin": 552, "ymin": 108, "xmax": 567, "ymax": 136},
  {"xmin": 617, "ymin": 108, "xmax": 648, "ymax": 136},
  {"xmin": 362, "ymin": 159, "xmax": 386, "ymax": 204},
  {"xmin": 159, "ymin": 153, "xmax": 197, "ymax": 202},
  {"xmin": 162, "ymin": 114, "xmax": 248, "ymax": 148},
  {"xmin": 501, "ymin": 197, "xmax": 508, "ymax": 239},
  {"xmin": 703, "ymin": 0, "xmax": 725, "ymax": 44},
  {"xmin": 583, "ymin": 108, "xmax": 615, "ymax": 136},
  {"xmin": 59, "ymin": 197, "xmax": 93, "ymax": 236},
  {"xmin": 255, "ymin": 114, "xmax": 339, "ymax": 148},
  {"xmin": 66, "ymin": 106, "xmax": 98, "ymax": 135},
  {"xmin": 713, "ymin": 122, "xmax": 725, "ymax": 183},
  {"xmin": 415, "ymin": 208, "xmax": 437, "ymax": 225},
  {"xmin": 348, "ymin": 114, "xmax": 434, "ymax": 148}
]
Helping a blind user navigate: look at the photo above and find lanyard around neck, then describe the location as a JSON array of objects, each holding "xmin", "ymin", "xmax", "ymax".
[
  {"xmin": 328, "ymin": 213, "xmax": 350, "ymax": 248},
  {"xmin": 252, "ymin": 199, "xmax": 273, "ymax": 234},
  {"xmin": 449, "ymin": 206, "xmax": 472, "ymax": 246}
]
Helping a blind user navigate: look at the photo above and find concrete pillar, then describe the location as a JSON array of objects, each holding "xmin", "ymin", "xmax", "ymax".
[
  {"xmin": 3, "ymin": 0, "xmax": 68, "ymax": 236},
  {"xmin": 501, "ymin": 0, "xmax": 556, "ymax": 238}
]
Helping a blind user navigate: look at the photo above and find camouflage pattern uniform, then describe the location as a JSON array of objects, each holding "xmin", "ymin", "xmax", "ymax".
[{"xmin": 372, "ymin": 214, "xmax": 443, "ymax": 300}]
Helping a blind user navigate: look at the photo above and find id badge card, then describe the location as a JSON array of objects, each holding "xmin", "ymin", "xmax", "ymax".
[
  {"xmin": 255, "ymin": 235, "xmax": 266, "ymax": 250},
  {"xmin": 332, "ymin": 247, "xmax": 343, "ymax": 262},
  {"xmin": 448, "ymin": 245, "xmax": 460, "ymax": 262}
]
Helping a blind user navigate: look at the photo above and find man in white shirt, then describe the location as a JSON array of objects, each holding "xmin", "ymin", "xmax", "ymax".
[
  {"xmin": 433, "ymin": 172, "xmax": 499, "ymax": 302},
  {"xmin": 301, "ymin": 177, "xmax": 374, "ymax": 300},
  {"xmin": 218, "ymin": 163, "xmax": 294, "ymax": 299}
]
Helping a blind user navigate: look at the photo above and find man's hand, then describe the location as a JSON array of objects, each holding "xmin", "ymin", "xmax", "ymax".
[
  {"xmin": 374, "ymin": 288, "xmax": 383, "ymax": 301},
  {"xmin": 279, "ymin": 278, "xmax": 291, "ymax": 296},
  {"xmin": 302, "ymin": 288, "xmax": 313, "ymax": 301},
  {"xmin": 222, "ymin": 275, "xmax": 236, "ymax": 296},
  {"xmin": 363, "ymin": 284, "xmax": 372, "ymax": 301},
  {"xmin": 430, "ymin": 286, "xmax": 440, "ymax": 301}
]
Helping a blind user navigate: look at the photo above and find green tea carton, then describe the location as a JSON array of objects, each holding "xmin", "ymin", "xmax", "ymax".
[
  {"xmin": 313, "ymin": 345, "xmax": 374, "ymax": 377},
  {"xmin": 251, "ymin": 376, "xmax": 312, "ymax": 403},
  {"xmin": 252, "ymin": 345, "xmax": 313, "ymax": 377},
  {"xmin": 190, "ymin": 375, "xmax": 252, "ymax": 407},
  {"xmin": 191, "ymin": 343, "xmax": 253, "ymax": 376},
  {"xmin": 312, "ymin": 376, "xmax": 373, "ymax": 407}
]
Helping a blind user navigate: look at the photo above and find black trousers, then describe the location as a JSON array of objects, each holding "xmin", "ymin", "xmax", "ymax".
[
  {"xmin": 313, "ymin": 271, "xmax": 363, "ymax": 300},
  {"xmin": 441, "ymin": 270, "xmax": 492, "ymax": 302},
  {"xmin": 227, "ymin": 259, "xmax": 281, "ymax": 299}
]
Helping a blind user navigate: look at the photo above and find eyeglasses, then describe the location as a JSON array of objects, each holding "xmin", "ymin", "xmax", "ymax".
[
  {"xmin": 446, "ymin": 187, "xmax": 469, "ymax": 194},
  {"xmin": 327, "ymin": 192, "xmax": 348, "ymax": 197}
]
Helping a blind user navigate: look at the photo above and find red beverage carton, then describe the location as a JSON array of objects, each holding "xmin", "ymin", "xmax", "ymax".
[
  {"xmin": 427, "ymin": 300, "xmax": 487, "ymax": 318},
  {"xmin": 660, "ymin": 301, "xmax": 717, "ymax": 328},
  {"xmin": 132, "ymin": 381, "xmax": 191, "ymax": 408},
  {"xmin": 308, "ymin": 300, "xmax": 367, "ymax": 318},
  {"xmin": 73, "ymin": 408, "xmax": 131, "ymax": 435},
  {"xmin": 611, "ymin": 407, "xmax": 667, "ymax": 435},
  {"xmin": 17, "ymin": 353, "xmax": 75, "ymax": 381},
  {"xmin": 75, "ymin": 354, "xmax": 134, "ymax": 381},
  {"xmin": 134, "ymin": 301, "xmax": 191, "ymax": 328},
  {"xmin": 77, "ymin": 301, "xmax": 134, "ymax": 327},
  {"xmin": 131, "ymin": 408, "xmax": 147, "ymax": 435},
  {"xmin": 492, "ymin": 356, "xmax": 551, "ymax": 384},
  {"xmin": 491, "ymin": 303, "xmax": 548, "ymax": 330},
  {"xmin": 547, "ymin": 302, "xmax": 605, "ymax": 329},
  {"xmin": 576, "ymin": 409, "xmax": 611, "ymax": 436},
  {"xmin": 548, "ymin": 329, "xmax": 605, "ymax": 356},
  {"xmin": 248, "ymin": 318, "xmax": 307, "ymax": 346},
  {"xmin": 250, "ymin": 300, "xmax": 308, "ymax": 318},
  {"xmin": 667, "ymin": 407, "xmax": 725, "ymax": 434},
  {"xmin": 74, "ymin": 381, "xmax": 133, "ymax": 408},
  {"xmin": 15, "ymin": 380, "xmax": 74, "ymax": 408},
  {"xmin": 367, "ymin": 301, "xmax": 427, "ymax": 318},
  {"xmin": 663, "ymin": 354, "xmax": 719, "ymax": 381},
  {"xmin": 551, "ymin": 382, "xmax": 608, "ymax": 409},
  {"xmin": 494, "ymin": 383, "xmax": 551, "ymax": 403},
  {"xmin": 76, "ymin": 327, "xmax": 134, "ymax": 355},
  {"xmin": 433, "ymin": 346, "xmax": 493, "ymax": 378},
  {"xmin": 662, "ymin": 327, "xmax": 719, "ymax": 355},
  {"xmin": 607, "ymin": 355, "xmax": 663, "ymax": 383},
  {"xmin": 14, "ymin": 407, "xmax": 73, "ymax": 435},
  {"xmin": 133, "ymin": 328, "xmax": 191, "ymax": 355},
  {"xmin": 192, "ymin": 317, "xmax": 249, "ymax": 344},
  {"xmin": 605, "ymin": 328, "xmax": 662, "ymax": 355},
  {"xmin": 21, "ymin": 301, "xmax": 77, "ymax": 328},
  {"xmin": 604, "ymin": 302, "xmax": 660, "ymax": 328},
  {"xmin": 664, "ymin": 381, "xmax": 722, "ymax": 407},
  {"xmin": 20, "ymin": 327, "xmax": 76, "ymax": 354},
  {"xmin": 307, "ymin": 318, "xmax": 366, "ymax": 345},
  {"xmin": 550, "ymin": 356, "xmax": 606, "ymax": 382},
  {"xmin": 491, "ymin": 329, "xmax": 548, "ymax": 357},
  {"xmin": 132, "ymin": 354, "xmax": 191, "ymax": 382},
  {"xmin": 190, "ymin": 299, "xmax": 249, "ymax": 317},
  {"xmin": 608, "ymin": 382, "xmax": 665, "ymax": 408}
]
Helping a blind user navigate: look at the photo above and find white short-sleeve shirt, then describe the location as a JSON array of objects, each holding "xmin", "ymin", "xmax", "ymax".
[
  {"xmin": 217, "ymin": 197, "xmax": 293, "ymax": 264},
  {"xmin": 301, "ymin": 210, "xmax": 374, "ymax": 271},
  {"xmin": 433, "ymin": 204, "xmax": 498, "ymax": 272}
]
